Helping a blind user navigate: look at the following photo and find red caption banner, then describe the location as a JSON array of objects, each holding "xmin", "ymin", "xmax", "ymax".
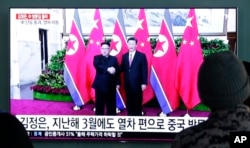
[{"xmin": 16, "ymin": 14, "xmax": 50, "ymax": 20}]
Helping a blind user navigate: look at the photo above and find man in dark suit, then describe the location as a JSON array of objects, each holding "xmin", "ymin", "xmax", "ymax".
[
  {"xmin": 121, "ymin": 37, "xmax": 148, "ymax": 116},
  {"xmin": 92, "ymin": 41, "xmax": 120, "ymax": 115}
]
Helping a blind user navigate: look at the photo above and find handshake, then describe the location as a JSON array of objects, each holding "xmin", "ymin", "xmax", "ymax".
[{"xmin": 107, "ymin": 67, "xmax": 116, "ymax": 75}]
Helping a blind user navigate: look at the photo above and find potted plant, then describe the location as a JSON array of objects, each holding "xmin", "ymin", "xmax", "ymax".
[{"xmin": 31, "ymin": 48, "xmax": 72, "ymax": 102}]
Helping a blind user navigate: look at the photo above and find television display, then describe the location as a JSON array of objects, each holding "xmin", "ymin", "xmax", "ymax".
[{"xmin": 9, "ymin": 7, "xmax": 236, "ymax": 141}]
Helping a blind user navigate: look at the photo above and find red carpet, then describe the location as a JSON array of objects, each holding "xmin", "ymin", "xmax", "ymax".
[
  {"xmin": 11, "ymin": 99, "xmax": 96, "ymax": 115},
  {"xmin": 10, "ymin": 99, "xmax": 210, "ymax": 117}
]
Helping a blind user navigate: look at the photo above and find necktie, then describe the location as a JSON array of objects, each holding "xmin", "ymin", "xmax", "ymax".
[{"xmin": 129, "ymin": 53, "xmax": 133, "ymax": 66}]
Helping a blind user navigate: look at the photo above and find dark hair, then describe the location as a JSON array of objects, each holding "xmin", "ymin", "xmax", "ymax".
[
  {"xmin": 0, "ymin": 112, "xmax": 34, "ymax": 148},
  {"xmin": 127, "ymin": 37, "xmax": 138, "ymax": 44},
  {"xmin": 101, "ymin": 41, "xmax": 110, "ymax": 47}
]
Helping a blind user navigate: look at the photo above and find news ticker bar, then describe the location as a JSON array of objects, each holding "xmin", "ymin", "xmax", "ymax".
[
  {"xmin": 16, "ymin": 115, "xmax": 208, "ymax": 133},
  {"xmin": 27, "ymin": 131, "xmax": 250, "ymax": 145},
  {"xmin": 27, "ymin": 131, "xmax": 176, "ymax": 139}
]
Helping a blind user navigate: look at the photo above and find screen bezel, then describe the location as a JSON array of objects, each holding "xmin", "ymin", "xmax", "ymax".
[{"xmin": 1, "ymin": 0, "xmax": 250, "ymax": 145}]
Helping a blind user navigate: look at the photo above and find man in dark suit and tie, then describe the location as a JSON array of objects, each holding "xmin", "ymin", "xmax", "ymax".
[
  {"xmin": 121, "ymin": 37, "xmax": 148, "ymax": 116},
  {"xmin": 92, "ymin": 41, "xmax": 120, "ymax": 115}
]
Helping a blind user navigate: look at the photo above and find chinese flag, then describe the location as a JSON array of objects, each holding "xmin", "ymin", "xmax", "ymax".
[
  {"xmin": 150, "ymin": 9, "xmax": 180, "ymax": 114},
  {"xmin": 64, "ymin": 9, "xmax": 90, "ymax": 106},
  {"xmin": 84, "ymin": 9, "xmax": 105, "ymax": 102},
  {"xmin": 134, "ymin": 8, "xmax": 154, "ymax": 105},
  {"xmin": 110, "ymin": 9, "xmax": 128, "ymax": 110},
  {"xmin": 175, "ymin": 8, "xmax": 203, "ymax": 110}
]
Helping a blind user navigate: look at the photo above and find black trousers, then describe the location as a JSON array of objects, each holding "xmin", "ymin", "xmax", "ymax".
[
  {"xmin": 95, "ymin": 90, "xmax": 116, "ymax": 115},
  {"xmin": 125, "ymin": 86, "xmax": 143, "ymax": 116}
]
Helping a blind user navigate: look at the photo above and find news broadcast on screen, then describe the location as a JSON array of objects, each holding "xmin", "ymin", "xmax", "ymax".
[{"xmin": 10, "ymin": 8, "xmax": 236, "ymax": 141}]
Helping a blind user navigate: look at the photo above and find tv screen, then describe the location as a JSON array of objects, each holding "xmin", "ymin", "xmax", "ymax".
[{"xmin": 9, "ymin": 7, "xmax": 236, "ymax": 141}]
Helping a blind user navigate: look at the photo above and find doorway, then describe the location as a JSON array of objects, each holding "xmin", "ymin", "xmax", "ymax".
[{"xmin": 39, "ymin": 29, "xmax": 48, "ymax": 71}]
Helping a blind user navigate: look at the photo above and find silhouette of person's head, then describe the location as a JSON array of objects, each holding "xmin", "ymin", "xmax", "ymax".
[
  {"xmin": 0, "ymin": 111, "xmax": 33, "ymax": 148},
  {"xmin": 198, "ymin": 50, "xmax": 250, "ymax": 111}
]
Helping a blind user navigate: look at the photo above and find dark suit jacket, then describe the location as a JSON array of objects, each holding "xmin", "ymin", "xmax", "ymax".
[
  {"xmin": 121, "ymin": 51, "xmax": 148, "ymax": 91},
  {"xmin": 92, "ymin": 55, "xmax": 120, "ymax": 93}
]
